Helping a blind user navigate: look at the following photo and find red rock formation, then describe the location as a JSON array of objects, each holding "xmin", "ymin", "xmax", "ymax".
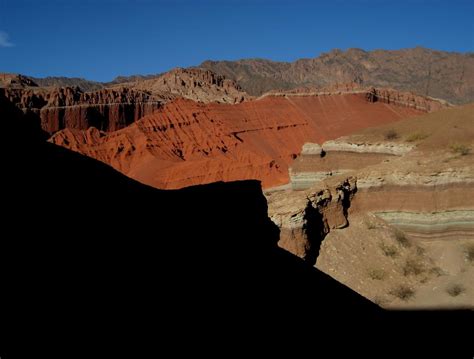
[
  {"xmin": 2, "ymin": 87, "xmax": 166, "ymax": 133},
  {"xmin": 50, "ymin": 92, "xmax": 426, "ymax": 189},
  {"xmin": 3, "ymin": 68, "xmax": 249, "ymax": 134}
]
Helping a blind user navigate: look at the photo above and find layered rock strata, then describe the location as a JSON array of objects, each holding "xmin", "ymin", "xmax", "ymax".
[
  {"xmin": 267, "ymin": 104, "xmax": 474, "ymax": 308},
  {"xmin": 290, "ymin": 140, "xmax": 414, "ymax": 190},
  {"xmin": 374, "ymin": 211, "xmax": 474, "ymax": 241},
  {"xmin": 49, "ymin": 92, "xmax": 426, "ymax": 189}
]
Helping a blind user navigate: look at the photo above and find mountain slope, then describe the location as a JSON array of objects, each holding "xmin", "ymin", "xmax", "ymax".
[{"xmin": 200, "ymin": 47, "xmax": 474, "ymax": 104}]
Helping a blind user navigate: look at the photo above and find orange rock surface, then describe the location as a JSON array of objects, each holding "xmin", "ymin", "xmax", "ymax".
[{"xmin": 51, "ymin": 93, "xmax": 424, "ymax": 189}]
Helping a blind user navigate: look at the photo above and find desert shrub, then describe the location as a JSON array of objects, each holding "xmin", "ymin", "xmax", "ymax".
[
  {"xmin": 406, "ymin": 132, "xmax": 428, "ymax": 142},
  {"xmin": 390, "ymin": 285, "xmax": 415, "ymax": 301},
  {"xmin": 429, "ymin": 266, "xmax": 444, "ymax": 277},
  {"xmin": 380, "ymin": 243, "xmax": 398, "ymax": 257},
  {"xmin": 446, "ymin": 284, "xmax": 465, "ymax": 297},
  {"xmin": 368, "ymin": 268, "xmax": 386, "ymax": 280},
  {"xmin": 365, "ymin": 220, "xmax": 377, "ymax": 230},
  {"xmin": 415, "ymin": 245, "xmax": 425, "ymax": 256},
  {"xmin": 465, "ymin": 244, "xmax": 474, "ymax": 263},
  {"xmin": 450, "ymin": 143, "xmax": 470, "ymax": 156},
  {"xmin": 384, "ymin": 129, "xmax": 399, "ymax": 140},
  {"xmin": 394, "ymin": 230, "xmax": 411, "ymax": 248},
  {"xmin": 402, "ymin": 258, "xmax": 424, "ymax": 276}
]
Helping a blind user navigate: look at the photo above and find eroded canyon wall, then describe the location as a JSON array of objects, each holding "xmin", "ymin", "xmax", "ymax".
[{"xmin": 49, "ymin": 92, "xmax": 433, "ymax": 189}]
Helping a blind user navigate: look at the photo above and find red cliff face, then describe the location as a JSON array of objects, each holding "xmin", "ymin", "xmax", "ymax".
[
  {"xmin": 50, "ymin": 92, "xmax": 428, "ymax": 189},
  {"xmin": 2, "ymin": 87, "xmax": 166, "ymax": 133},
  {"xmin": 2, "ymin": 68, "xmax": 249, "ymax": 134}
]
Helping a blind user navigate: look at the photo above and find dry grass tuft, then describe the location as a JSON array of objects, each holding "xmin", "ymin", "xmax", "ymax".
[
  {"xmin": 446, "ymin": 284, "xmax": 465, "ymax": 297},
  {"xmin": 380, "ymin": 242, "xmax": 398, "ymax": 257},
  {"xmin": 406, "ymin": 132, "xmax": 428, "ymax": 142},
  {"xmin": 390, "ymin": 285, "xmax": 415, "ymax": 301},
  {"xmin": 465, "ymin": 243, "xmax": 474, "ymax": 263},
  {"xmin": 450, "ymin": 143, "xmax": 470, "ymax": 156},
  {"xmin": 402, "ymin": 258, "xmax": 425, "ymax": 276},
  {"xmin": 394, "ymin": 230, "xmax": 411, "ymax": 248},
  {"xmin": 368, "ymin": 268, "xmax": 386, "ymax": 280},
  {"xmin": 384, "ymin": 129, "xmax": 399, "ymax": 140}
]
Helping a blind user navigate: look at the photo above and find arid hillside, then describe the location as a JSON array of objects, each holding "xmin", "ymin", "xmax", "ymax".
[
  {"xmin": 201, "ymin": 47, "xmax": 474, "ymax": 104},
  {"xmin": 267, "ymin": 104, "xmax": 474, "ymax": 309}
]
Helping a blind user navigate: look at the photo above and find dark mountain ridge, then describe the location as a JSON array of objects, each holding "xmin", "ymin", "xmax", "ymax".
[{"xmin": 200, "ymin": 47, "xmax": 474, "ymax": 104}]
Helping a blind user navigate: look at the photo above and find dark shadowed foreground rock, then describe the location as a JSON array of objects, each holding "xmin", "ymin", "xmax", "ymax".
[{"xmin": 0, "ymin": 104, "xmax": 472, "ymax": 357}]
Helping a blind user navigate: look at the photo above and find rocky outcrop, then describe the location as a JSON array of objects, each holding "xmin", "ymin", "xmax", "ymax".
[
  {"xmin": 365, "ymin": 88, "xmax": 451, "ymax": 112},
  {"xmin": 50, "ymin": 92, "xmax": 424, "ymax": 189},
  {"xmin": 128, "ymin": 67, "xmax": 250, "ymax": 104},
  {"xmin": 201, "ymin": 47, "xmax": 474, "ymax": 104},
  {"xmin": 268, "ymin": 177, "xmax": 357, "ymax": 261}
]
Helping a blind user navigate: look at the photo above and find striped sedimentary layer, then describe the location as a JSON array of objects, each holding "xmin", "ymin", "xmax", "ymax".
[
  {"xmin": 374, "ymin": 211, "xmax": 474, "ymax": 241},
  {"xmin": 270, "ymin": 162, "xmax": 474, "ymax": 259},
  {"xmin": 290, "ymin": 140, "xmax": 414, "ymax": 190}
]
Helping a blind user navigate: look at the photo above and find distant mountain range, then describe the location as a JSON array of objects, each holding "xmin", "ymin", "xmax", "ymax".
[
  {"xmin": 13, "ymin": 47, "xmax": 474, "ymax": 104},
  {"xmin": 200, "ymin": 47, "xmax": 474, "ymax": 104}
]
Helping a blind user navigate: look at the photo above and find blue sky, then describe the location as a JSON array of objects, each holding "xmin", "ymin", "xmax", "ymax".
[{"xmin": 0, "ymin": 0, "xmax": 473, "ymax": 81}]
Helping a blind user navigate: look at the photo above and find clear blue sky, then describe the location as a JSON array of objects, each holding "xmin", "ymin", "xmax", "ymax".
[{"xmin": 0, "ymin": 0, "xmax": 473, "ymax": 82}]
